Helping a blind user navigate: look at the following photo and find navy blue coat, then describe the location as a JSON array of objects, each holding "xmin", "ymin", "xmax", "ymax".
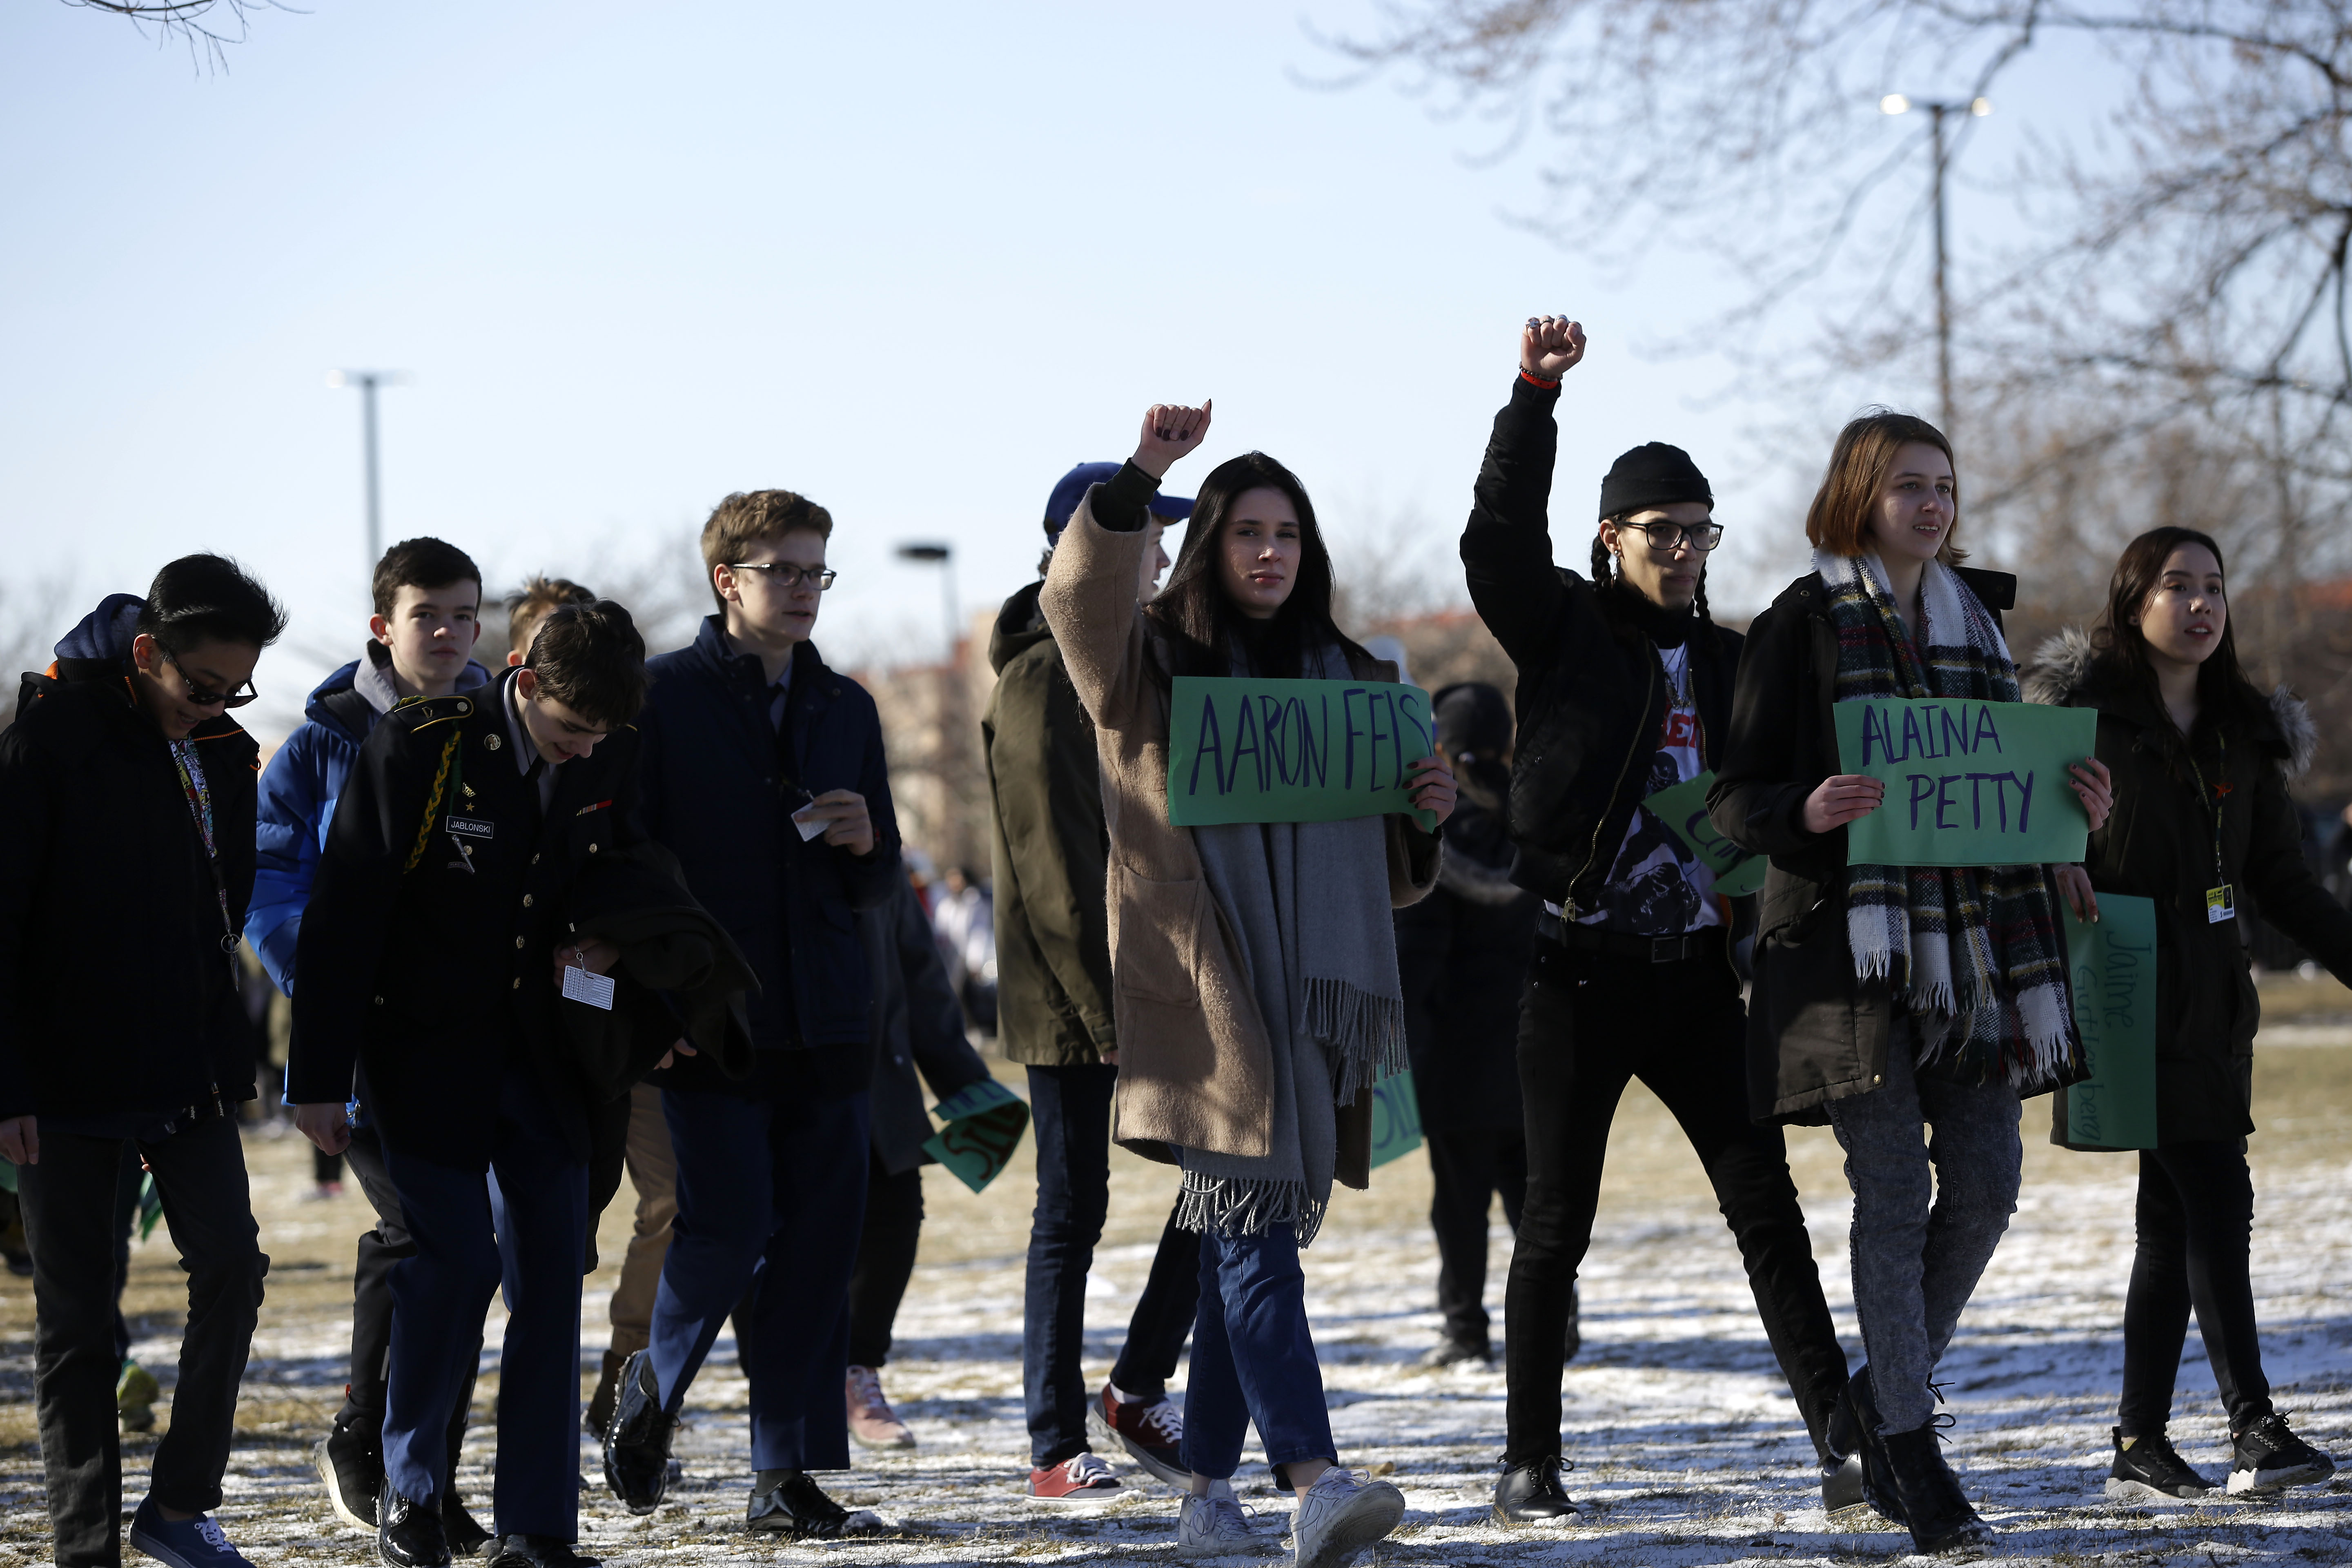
[{"xmin": 636, "ymin": 618, "xmax": 901, "ymax": 1053}]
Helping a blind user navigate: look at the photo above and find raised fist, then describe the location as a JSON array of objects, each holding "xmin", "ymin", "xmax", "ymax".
[
  {"xmin": 1521, "ymin": 316, "xmax": 1588, "ymax": 380},
  {"xmin": 1133, "ymin": 400, "xmax": 1213, "ymax": 479}
]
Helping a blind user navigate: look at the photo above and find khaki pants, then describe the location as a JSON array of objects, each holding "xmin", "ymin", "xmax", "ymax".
[{"xmin": 609, "ymin": 1082, "xmax": 679, "ymax": 1359}]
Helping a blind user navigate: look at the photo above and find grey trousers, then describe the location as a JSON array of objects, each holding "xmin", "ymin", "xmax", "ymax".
[{"xmin": 1825, "ymin": 1022, "xmax": 2022, "ymax": 1435}]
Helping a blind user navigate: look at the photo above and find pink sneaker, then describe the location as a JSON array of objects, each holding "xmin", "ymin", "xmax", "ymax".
[
  {"xmin": 1028, "ymin": 1451, "xmax": 1121, "ymax": 1502},
  {"xmin": 845, "ymin": 1365, "xmax": 914, "ymax": 1450}
]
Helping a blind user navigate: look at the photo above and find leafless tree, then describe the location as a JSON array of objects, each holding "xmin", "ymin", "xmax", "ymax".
[
  {"xmin": 1329, "ymin": 3, "xmax": 2352, "ymax": 583},
  {"xmin": 59, "ymin": 0, "xmax": 294, "ymax": 71}
]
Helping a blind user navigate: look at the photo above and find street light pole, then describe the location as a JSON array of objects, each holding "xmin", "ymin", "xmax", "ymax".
[
  {"xmin": 895, "ymin": 542, "xmax": 960, "ymax": 664},
  {"xmin": 1880, "ymin": 95, "xmax": 1989, "ymax": 435},
  {"xmin": 327, "ymin": 369, "xmax": 409, "ymax": 572}
]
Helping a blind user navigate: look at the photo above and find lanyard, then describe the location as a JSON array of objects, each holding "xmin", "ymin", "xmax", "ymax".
[
  {"xmin": 168, "ymin": 738, "xmax": 237, "ymax": 958},
  {"xmin": 2184, "ymin": 732, "xmax": 2234, "ymax": 921}
]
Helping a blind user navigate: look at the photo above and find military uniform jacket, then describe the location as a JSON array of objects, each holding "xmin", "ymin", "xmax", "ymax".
[{"xmin": 287, "ymin": 670, "xmax": 642, "ymax": 1168}]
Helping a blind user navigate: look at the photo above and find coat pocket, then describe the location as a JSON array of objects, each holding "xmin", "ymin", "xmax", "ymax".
[{"xmin": 1113, "ymin": 865, "xmax": 1204, "ymax": 1008}]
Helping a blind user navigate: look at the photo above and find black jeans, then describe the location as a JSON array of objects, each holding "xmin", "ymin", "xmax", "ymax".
[
  {"xmin": 1022, "ymin": 1063, "xmax": 1202, "ymax": 1467},
  {"xmin": 17, "ymin": 1114, "xmax": 268, "ymax": 1567},
  {"xmin": 1503, "ymin": 934, "xmax": 1849, "ymax": 1466},
  {"xmin": 2120, "ymin": 1140, "xmax": 2272, "ymax": 1437},
  {"xmin": 846, "ymin": 1154, "xmax": 924, "ymax": 1369},
  {"xmin": 1425, "ymin": 1128, "xmax": 1526, "ymax": 1350}
]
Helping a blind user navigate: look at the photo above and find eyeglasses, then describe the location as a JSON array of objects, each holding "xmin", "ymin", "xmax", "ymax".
[
  {"xmin": 1621, "ymin": 520, "xmax": 1725, "ymax": 552},
  {"xmin": 158, "ymin": 645, "xmax": 259, "ymax": 708},
  {"xmin": 727, "ymin": 563, "xmax": 837, "ymax": 590}
]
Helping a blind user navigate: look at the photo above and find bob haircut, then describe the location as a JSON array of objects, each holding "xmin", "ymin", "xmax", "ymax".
[
  {"xmin": 2091, "ymin": 525, "xmax": 2271, "ymax": 751},
  {"xmin": 1804, "ymin": 409, "xmax": 1968, "ymax": 565},
  {"xmin": 1145, "ymin": 451, "xmax": 1373, "ymax": 682}
]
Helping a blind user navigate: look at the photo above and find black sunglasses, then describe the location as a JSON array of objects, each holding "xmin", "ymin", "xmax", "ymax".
[{"xmin": 159, "ymin": 645, "xmax": 260, "ymax": 709}]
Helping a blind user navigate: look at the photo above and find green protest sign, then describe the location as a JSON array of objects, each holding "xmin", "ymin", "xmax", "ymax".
[
  {"xmin": 1833, "ymin": 698, "xmax": 2096, "ymax": 867},
  {"xmin": 1368, "ymin": 1070, "xmax": 1423, "ymax": 1169},
  {"xmin": 2057, "ymin": 893, "xmax": 2160, "ymax": 1151},
  {"xmin": 1643, "ymin": 771, "xmax": 1766, "ymax": 898},
  {"xmin": 921, "ymin": 1078, "xmax": 1031, "ymax": 1194},
  {"xmin": 1167, "ymin": 677, "xmax": 1437, "ymax": 832}
]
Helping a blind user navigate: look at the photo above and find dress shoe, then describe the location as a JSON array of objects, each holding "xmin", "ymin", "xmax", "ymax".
[
  {"xmin": 1492, "ymin": 1454, "xmax": 1581, "ymax": 1524},
  {"xmin": 485, "ymin": 1535, "xmax": 601, "ymax": 1568},
  {"xmin": 377, "ymin": 1486, "xmax": 452, "ymax": 1568},
  {"xmin": 599, "ymin": 1350, "xmax": 673, "ymax": 1515}
]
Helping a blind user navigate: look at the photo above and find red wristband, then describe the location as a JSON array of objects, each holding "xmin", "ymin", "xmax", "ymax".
[{"xmin": 1519, "ymin": 369, "xmax": 1561, "ymax": 390}]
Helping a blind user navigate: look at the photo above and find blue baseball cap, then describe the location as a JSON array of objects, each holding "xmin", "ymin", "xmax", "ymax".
[{"xmin": 1044, "ymin": 462, "xmax": 1195, "ymax": 540}]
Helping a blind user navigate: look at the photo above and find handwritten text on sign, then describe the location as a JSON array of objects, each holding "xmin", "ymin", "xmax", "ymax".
[
  {"xmin": 1832, "ymin": 698, "xmax": 2095, "ymax": 867},
  {"xmin": 2057, "ymin": 892, "xmax": 2159, "ymax": 1150},
  {"xmin": 1167, "ymin": 677, "xmax": 1437, "ymax": 830}
]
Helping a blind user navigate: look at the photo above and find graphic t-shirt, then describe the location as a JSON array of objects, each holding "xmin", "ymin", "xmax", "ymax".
[{"xmin": 1570, "ymin": 642, "xmax": 1720, "ymax": 935}]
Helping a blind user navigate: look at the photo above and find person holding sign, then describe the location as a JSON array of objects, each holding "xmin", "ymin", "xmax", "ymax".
[
  {"xmin": 1460, "ymin": 316, "xmax": 1855, "ymax": 1527},
  {"xmin": 2028, "ymin": 528, "xmax": 2346, "ymax": 1502},
  {"xmin": 1040, "ymin": 400, "xmax": 1454, "ymax": 1566},
  {"xmin": 1708, "ymin": 411, "xmax": 2111, "ymax": 1557}
]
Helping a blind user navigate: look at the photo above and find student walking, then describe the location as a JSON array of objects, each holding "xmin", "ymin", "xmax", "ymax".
[
  {"xmin": 843, "ymin": 873, "xmax": 998, "ymax": 1448},
  {"xmin": 1040, "ymin": 401, "xmax": 1455, "ymax": 1566},
  {"xmin": 1393, "ymin": 681, "xmax": 1546, "ymax": 1371},
  {"xmin": 291, "ymin": 602, "xmax": 651, "ymax": 1568},
  {"xmin": 0, "ymin": 557, "xmax": 285, "ymax": 1568},
  {"xmin": 1708, "ymin": 410, "xmax": 2111, "ymax": 1556},
  {"xmin": 245, "ymin": 537, "xmax": 498, "ymax": 1549},
  {"xmin": 600, "ymin": 489, "xmax": 901, "ymax": 1540},
  {"xmin": 2030, "ymin": 528, "xmax": 2345, "ymax": 1501},
  {"xmin": 987, "ymin": 461, "xmax": 1207, "ymax": 1500},
  {"xmin": 1463, "ymin": 318, "xmax": 1855, "ymax": 1525}
]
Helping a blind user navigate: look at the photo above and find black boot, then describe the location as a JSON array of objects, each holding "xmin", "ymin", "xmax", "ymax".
[
  {"xmin": 1492, "ymin": 1455, "xmax": 1581, "ymax": 1524},
  {"xmin": 1836, "ymin": 1365, "xmax": 1905, "ymax": 1526},
  {"xmin": 1879, "ymin": 1426, "xmax": 1995, "ymax": 1556},
  {"xmin": 315, "ymin": 1407, "xmax": 384, "ymax": 1530},
  {"xmin": 584, "ymin": 1348, "xmax": 628, "ymax": 1437},
  {"xmin": 601, "ymin": 1350, "xmax": 675, "ymax": 1515},
  {"xmin": 1818, "ymin": 1386, "xmax": 1867, "ymax": 1523}
]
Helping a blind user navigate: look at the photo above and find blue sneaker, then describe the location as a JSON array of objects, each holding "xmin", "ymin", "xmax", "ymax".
[{"xmin": 129, "ymin": 1496, "xmax": 255, "ymax": 1568}]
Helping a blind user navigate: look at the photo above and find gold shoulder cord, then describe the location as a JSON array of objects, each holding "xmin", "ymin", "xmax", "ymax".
[{"xmin": 403, "ymin": 734, "xmax": 462, "ymax": 873}]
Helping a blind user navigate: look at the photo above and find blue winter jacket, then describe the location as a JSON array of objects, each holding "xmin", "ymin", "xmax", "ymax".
[
  {"xmin": 246, "ymin": 644, "xmax": 492, "ymax": 994},
  {"xmin": 636, "ymin": 616, "xmax": 902, "ymax": 1052}
]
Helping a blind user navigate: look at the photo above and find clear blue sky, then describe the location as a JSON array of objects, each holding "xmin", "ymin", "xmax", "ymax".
[{"xmin": 0, "ymin": 0, "xmax": 2082, "ymax": 740}]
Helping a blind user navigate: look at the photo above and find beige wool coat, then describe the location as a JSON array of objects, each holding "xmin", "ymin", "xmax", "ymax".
[{"xmin": 1039, "ymin": 495, "xmax": 1442, "ymax": 1190}]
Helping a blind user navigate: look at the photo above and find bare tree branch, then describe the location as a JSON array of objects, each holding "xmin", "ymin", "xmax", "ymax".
[{"xmin": 59, "ymin": 0, "xmax": 299, "ymax": 72}]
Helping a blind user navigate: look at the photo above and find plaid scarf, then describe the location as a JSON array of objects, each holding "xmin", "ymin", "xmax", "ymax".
[{"xmin": 1817, "ymin": 549, "xmax": 2080, "ymax": 1090}]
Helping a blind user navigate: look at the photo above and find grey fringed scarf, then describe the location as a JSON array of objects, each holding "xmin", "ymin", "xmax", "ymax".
[{"xmin": 1177, "ymin": 641, "xmax": 1408, "ymax": 1245}]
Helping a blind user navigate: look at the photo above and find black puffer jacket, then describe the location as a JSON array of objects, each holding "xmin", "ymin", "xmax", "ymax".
[
  {"xmin": 1460, "ymin": 375, "xmax": 1742, "ymax": 907},
  {"xmin": 2029, "ymin": 631, "xmax": 2352, "ymax": 1145},
  {"xmin": 0, "ymin": 615, "xmax": 259, "ymax": 1121},
  {"xmin": 1395, "ymin": 780, "xmax": 1537, "ymax": 1135},
  {"xmin": 1707, "ymin": 568, "xmax": 2021, "ymax": 1124}
]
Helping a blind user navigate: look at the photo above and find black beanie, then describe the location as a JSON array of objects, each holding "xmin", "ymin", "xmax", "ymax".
[
  {"xmin": 1433, "ymin": 682, "xmax": 1513, "ymax": 759},
  {"xmin": 1597, "ymin": 442, "xmax": 1713, "ymax": 520}
]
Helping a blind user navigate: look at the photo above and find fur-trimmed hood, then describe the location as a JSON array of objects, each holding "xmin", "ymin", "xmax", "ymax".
[{"xmin": 2025, "ymin": 626, "xmax": 2316, "ymax": 780}]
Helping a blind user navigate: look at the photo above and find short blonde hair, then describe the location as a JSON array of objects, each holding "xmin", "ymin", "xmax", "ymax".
[{"xmin": 701, "ymin": 490, "xmax": 834, "ymax": 608}]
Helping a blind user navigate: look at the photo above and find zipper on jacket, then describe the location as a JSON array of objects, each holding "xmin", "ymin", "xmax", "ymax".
[{"xmin": 1566, "ymin": 652, "xmax": 1661, "ymax": 915}]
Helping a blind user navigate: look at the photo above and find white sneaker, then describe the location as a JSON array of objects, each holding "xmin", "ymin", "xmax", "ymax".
[
  {"xmin": 1292, "ymin": 1468, "xmax": 1404, "ymax": 1568},
  {"xmin": 1177, "ymin": 1490, "xmax": 1261, "ymax": 1558}
]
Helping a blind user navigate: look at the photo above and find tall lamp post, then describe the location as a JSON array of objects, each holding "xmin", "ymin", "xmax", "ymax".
[
  {"xmin": 896, "ymin": 541, "xmax": 961, "ymax": 664},
  {"xmin": 1879, "ymin": 94, "xmax": 1990, "ymax": 434},
  {"xmin": 327, "ymin": 369, "xmax": 410, "ymax": 572}
]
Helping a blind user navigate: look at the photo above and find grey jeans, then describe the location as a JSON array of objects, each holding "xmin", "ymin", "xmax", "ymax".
[{"xmin": 1825, "ymin": 1019, "xmax": 2022, "ymax": 1435}]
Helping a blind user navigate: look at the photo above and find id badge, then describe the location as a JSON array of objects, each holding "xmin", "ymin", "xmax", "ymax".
[{"xmin": 2206, "ymin": 884, "xmax": 2236, "ymax": 923}]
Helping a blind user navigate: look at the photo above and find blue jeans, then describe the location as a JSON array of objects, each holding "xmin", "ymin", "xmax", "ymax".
[
  {"xmin": 1825, "ymin": 1025, "xmax": 2021, "ymax": 1436},
  {"xmin": 649, "ymin": 1087, "xmax": 869, "ymax": 1472},
  {"xmin": 1022, "ymin": 1064, "xmax": 1201, "ymax": 1468},
  {"xmin": 1178, "ymin": 1227, "xmax": 1335, "ymax": 1481},
  {"xmin": 381, "ymin": 1066, "xmax": 587, "ymax": 1539}
]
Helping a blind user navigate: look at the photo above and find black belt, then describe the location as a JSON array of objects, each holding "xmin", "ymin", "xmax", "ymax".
[{"xmin": 1536, "ymin": 912, "xmax": 1724, "ymax": 965}]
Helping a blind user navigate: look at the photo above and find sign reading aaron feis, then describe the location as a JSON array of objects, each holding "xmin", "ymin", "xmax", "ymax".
[
  {"xmin": 1833, "ymin": 697, "xmax": 2097, "ymax": 867},
  {"xmin": 1166, "ymin": 677, "xmax": 1439, "ymax": 832}
]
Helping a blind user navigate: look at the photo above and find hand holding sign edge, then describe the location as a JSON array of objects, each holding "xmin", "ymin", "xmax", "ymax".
[{"xmin": 1802, "ymin": 773, "xmax": 1885, "ymax": 834}]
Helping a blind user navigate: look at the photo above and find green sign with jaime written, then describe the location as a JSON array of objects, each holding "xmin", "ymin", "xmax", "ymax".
[
  {"xmin": 920, "ymin": 1078, "xmax": 1031, "ymax": 1194},
  {"xmin": 1166, "ymin": 677, "xmax": 1438, "ymax": 831},
  {"xmin": 1832, "ymin": 697, "xmax": 2096, "ymax": 867},
  {"xmin": 1643, "ymin": 771, "xmax": 1766, "ymax": 898},
  {"xmin": 2058, "ymin": 892, "xmax": 2160, "ymax": 1151}
]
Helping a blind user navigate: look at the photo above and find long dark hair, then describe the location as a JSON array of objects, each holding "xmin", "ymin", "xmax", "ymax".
[
  {"xmin": 2092, "ymin": 526, "xmax": 2270, "ymax": 751},
  {"xmin": 1145, "ymin": 451, "xmax": 1372, "ymax": 680}
]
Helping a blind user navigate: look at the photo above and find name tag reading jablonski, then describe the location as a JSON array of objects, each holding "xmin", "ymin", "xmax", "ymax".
[
  {"xmin": 1833, "ymin": 697, "xmax": 2097, "ymax": 867},
  {"xmin": 1165, "ymin": 677, "xmax": 1438, "ymax": 831}
]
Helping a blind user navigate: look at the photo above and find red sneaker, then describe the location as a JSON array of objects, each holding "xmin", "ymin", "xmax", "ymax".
[
  {"xmin": 1095, "ymin": 1383, "xmax": 1188, "ymax": 1487},
  {"xmin": 1027, "ymin": 1451, "xmax": 1122, "ymax": 1502},
  {"xmin": 846, "ymin": 1365, "xmax": 914, "ymax": 1450}
]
